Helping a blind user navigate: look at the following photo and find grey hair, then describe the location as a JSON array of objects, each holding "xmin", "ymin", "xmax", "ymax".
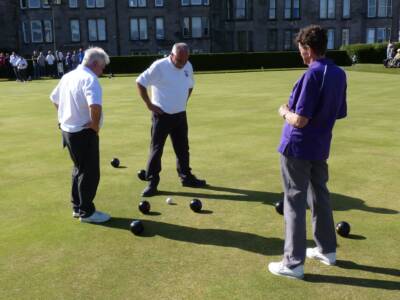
[
  {"xmin": 82, "ymin": 47, "xmax": 110, "ymax": 67},
  {"xmin": 171, "ymin": 43, "xmax": 189, "ymax": 55}
]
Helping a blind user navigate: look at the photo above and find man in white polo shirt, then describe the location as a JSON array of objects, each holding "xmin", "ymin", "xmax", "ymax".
[
  {"xmin": 50, "ymin": 47, "xmax": 111, "ymax": 223},
  {"xmin": 136, "ymin": 43, "xmax": 206, "ymax": 197}
]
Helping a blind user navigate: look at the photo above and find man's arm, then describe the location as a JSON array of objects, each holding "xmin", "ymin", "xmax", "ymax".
[
  {"xmin": 187, "ymin": 88, "xmax": 193, "ymax": 100},
  {"xmin": 88, "ymin": 104, "xmax": 102, "ymax": 133},
  {"xmin": 136, "ymin": 82, "xmax": 163, "ymax": 114},
  {"xmin": 279, "ymin": 104, "xmax": 309, "ymax": 128}
]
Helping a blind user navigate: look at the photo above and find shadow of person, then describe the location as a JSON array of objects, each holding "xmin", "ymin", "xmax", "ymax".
[
  {"xmin": 99, "ymin": 217, "xmax": 284, "ymax": 256},
  {"xmin": 331, "ymin": 193, "xmax": 398, "ymax": 214},
  {"xmin": 158, "ymin": 185, "xmax": 282, "ymax": 206},
  {"xmin": 336, "ymin": 260, "xmax": 400, "ymax": 277},
  {"xmin": 160, "ymin": 185, "xmax": 398, "ymax": 215},
  {"xmin": 305, "ymin": 274, "xmax": 400, "ymax": 290}
]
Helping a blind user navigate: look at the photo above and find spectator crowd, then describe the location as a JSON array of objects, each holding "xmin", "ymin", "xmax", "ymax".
[{"xmin": 0, "ymin": 48, "xmax": 85, "ymax": 82}]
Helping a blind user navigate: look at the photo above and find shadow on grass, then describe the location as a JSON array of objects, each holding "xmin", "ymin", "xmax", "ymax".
[
  {"xmin": 159, "ymin": 185, "xmax": 398, "ymax": 215},
  {"xmin": 336, "ymin": 260, "xmax": 400, "ymax": 277},
  {"xmin": 306, "ymin": 259, "xmax": 400, "ymax": 290},
  {"xmin": 305, "ymin": 274, "xmax": 400, "ymax": 290},
  {"xmin": 100, "ymin": 218, "xmax": 284, "ymax": 256}
]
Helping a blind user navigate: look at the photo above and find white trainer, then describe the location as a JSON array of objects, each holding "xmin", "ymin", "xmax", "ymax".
[
  {"xmin": 72, "ymin": 211, "xmax": 80, "ymax": 218},
  {"xmin": 306, "ymin": 247, "xmax": 336, "ymax": 265},
  {"xmin": 80, "ymin": 211, "xmax": 111, "ymax": 223},
  {"xmin": 268, "ymin": 261, "xmax": 304, "ymax": 280}
]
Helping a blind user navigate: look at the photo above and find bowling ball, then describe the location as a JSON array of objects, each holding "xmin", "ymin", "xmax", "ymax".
[
  {"xmin": 336, "ymin": 221, "xmax": 351, "ymax": 237},
  {"xmin": 190, "ymin": 198, "xmax": 202, "ymax": 212},
  {"xmin": 139, "ymin": 200, "xmax": 151, "ymax": 214},
  {"xmin": 130, "ymin": 220, "xmax": 144, "ymax": 235},
  {"xmin": 275, "ymin": 200, "xmax": 284, "ymax": 215},
  {"xmin": 137, "ymin": 169, "xmax": 146, "ymax": 181},
  {"xmin": 111, "ymin": 158, "xmax": 120, "ymax": 168}
]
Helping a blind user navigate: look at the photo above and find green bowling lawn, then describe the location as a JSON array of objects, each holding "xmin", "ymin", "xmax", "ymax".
[{"xmin": 0, "ymin": 66, "xmax": 399, "ymax": 299}]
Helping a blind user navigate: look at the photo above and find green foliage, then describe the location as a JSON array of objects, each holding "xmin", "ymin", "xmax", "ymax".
[
  {"xmin": 341, "ymin": 42, "xmax": 400, "ymax": 63},
  {"xmin": 106, "ymin": 51, "xmax": 351, "ymax": 74}
]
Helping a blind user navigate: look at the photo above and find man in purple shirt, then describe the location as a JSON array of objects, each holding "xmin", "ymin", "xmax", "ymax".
[{"xmin": 268, "ymin": 25, "xmax": 347, "ymax": 279}]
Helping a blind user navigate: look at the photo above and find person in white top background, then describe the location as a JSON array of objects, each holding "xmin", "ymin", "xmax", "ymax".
[
  {"xmin": 136, "ymin": 42, "xmax": 207, "ymax": 197},
  {"xmin": 50, "ymin": 47, "xmax": 111, "ymax": 223},
  {"xmin": 46, "ymin": 50, "xmax": 56, "ymax": 78}
]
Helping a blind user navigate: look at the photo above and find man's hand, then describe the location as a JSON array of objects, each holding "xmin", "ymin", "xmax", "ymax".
[
  {"xmin": 279, "ymin": 104, "xmax": 290, "ymax": 119},
  {"xmin": 147, "ymin": 103, "xmax": 164, "ymax": 115},
  {"xmin": 87, "ymin": 121, "xmax": 100, "ymax": 133}
]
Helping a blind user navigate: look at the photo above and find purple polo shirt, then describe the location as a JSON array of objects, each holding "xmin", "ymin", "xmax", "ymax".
[{"xmin": 278, "ymin": 58, "xmax": 347, "ymax": 160}]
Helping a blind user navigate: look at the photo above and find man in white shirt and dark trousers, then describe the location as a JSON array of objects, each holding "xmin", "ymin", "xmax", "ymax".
[
  {"xmin": 136, "ymin": 43, "xmax": 206, "ymax": 197},
  {"xmin": 50, "ymin": 47, "xmax": 111, "ymax": 223}
]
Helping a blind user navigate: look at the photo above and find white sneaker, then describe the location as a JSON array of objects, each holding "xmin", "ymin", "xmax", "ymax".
[
  {"xmin": 306, "ymin": 247, "xmax": 336, "ymax": 265},
  {"xmin": 80, "ymin": 211, "xmax": 111, "ymax": 223},
  {"xmin": 72, "ymin": 211, "xmax": 80, "ymax": 218},
  {"xmin": 268, "ymin": 261, "xmax": 304, "ymax": 280}
]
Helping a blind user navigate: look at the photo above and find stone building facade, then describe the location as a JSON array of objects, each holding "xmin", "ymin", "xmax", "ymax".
[{"xmin": 0, "ymin": 0, "xmax": 398, "ymax": 56}]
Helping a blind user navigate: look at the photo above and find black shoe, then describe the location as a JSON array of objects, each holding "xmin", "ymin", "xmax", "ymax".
[
  {"xmin": 141, "ymin": 176, "xmax": 160, "ymax": 197},
  {"xmin": 181, "ymin": 174, "xmax": 207, "ymax": 187},
  {"xmin": 141, "ymin": 185, "xmax": 158, "ymax": 197}
]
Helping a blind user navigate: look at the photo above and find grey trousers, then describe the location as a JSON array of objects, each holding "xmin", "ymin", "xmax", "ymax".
[{"xmin": 280, "ymin": 154, "xmax": 337, "ymax": 268}]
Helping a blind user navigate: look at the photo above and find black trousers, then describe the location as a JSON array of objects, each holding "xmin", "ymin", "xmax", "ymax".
[
  {"xmin": 146, "ymin": 111, "xmax": 191, "ymax": 179},
  {"xmin": 62, "ymin": 129, "xmax": 99, "ymax": 218}
]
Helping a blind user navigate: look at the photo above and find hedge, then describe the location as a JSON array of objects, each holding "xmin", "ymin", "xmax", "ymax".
[
  {"xmin": 106, "ymin": 50, "xmax": 351, "ymax": 74},
  {"xmin": 341, "ymin": 42, "xmax": 400, "ymax": 63},
  {"xmin": 0, "ymin": 50, "xmax": 351, "ymax": 78}
]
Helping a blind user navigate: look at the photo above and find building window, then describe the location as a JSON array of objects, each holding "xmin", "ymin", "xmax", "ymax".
[
  {"xmin": 86, "ymin": 0, "xmax": 104, "ymax": 8},
  {"xmin": 341, "ymin": 28, "xmax": 349, "ymax": 46},
  {"xmin": 183, "ymin": 17, "xmax": 190, "ymax": 37},
  {"xmin": 284, "ymin": 30, "xmax": 292, "ymax": 50},
  {"xmin": 181, "ymin": 0, "xmax": 208, "ymax": 5},
  {"xmin": 366, "ymin": 27, "xmax": 391, "ymax": 43},
  {"xmin": 235, "ymin": 0, "xmax": 246, "ymax": 19},
  {"xmin": 22, "ymin": 21, "xmax": 30, "ymax": 43},
  {"xmin": 268, "ymin": 29, "xmax": 277, "ymax": 50},
  {"xmin": 327, "ymin": 29, "xmax": 335, "ymax": 49},
  {"xmin": 20, "ymin": 0, "xmax": 28, "ymax": 9},
  {"xmin": 155, "ymin": 0, "xmax": 163, "ymax": 7},
  {"xmin": 130, "ymin": 18, "xmax": 148, "ymax": 40},
  {"xmin": 70, "ymin": 19, "xmax": 80, "ymax": 42},
  {"xmin": 88, "ymin": 19, "xmax": 106, "ymax": 41},
  {"xmin": 284, "ymin": 0, "xmax": 300, "ymax": 19},
  {"xmin": 69, "ymin": 0, "xmax": 78, "ymax": 8},
  {"xmin": 129, "ymin": 0, "xmax": 147, "ymax": 7},
  {"xmin": 237, "ymin": 31, "xmax": 247, "ymax": 51},
  {"xmin": 342, "ymin": 0, "xmax": 350, "ymax": 18},
  {"xmin": 268, "ymin": 0, "xmax": 276, "ymax": 19},
  {"xmin": 378, "ymin": 0, "xmax": 392, "ymax": 17},
  {"xmin": 31, "ymin": 20, "xmax": 43, "ymax": 43},
  {"xmin": 155, "ymin": 17, "xmax": 164, "ymax": 39},
  {"xmin": 226, "ymin": 0, "xmax": 251, "ymax": 20},
  {"xmin": 367, "ymin": 0, "xmax": 391, "ymax": 17},
  {"xmin": 320, "ymin": 0, "xmax": 335, "ymax": 19},
  {"xmin": 29, "ymin": 0, "xmax": 41, "ymax": 8},
  {"xmin": 43, "ymin": 20, "xmax": 52, "ymax": 42},
  {"xmin": 182, "ymin": 16, "xmax": 209, "ymax": 38}
]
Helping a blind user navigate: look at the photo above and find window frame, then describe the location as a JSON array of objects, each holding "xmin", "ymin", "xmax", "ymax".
[
  {"xmin": 70, "ymin": 19, "xmax": 81, "ymax": 42},
  {"xmin": 88, "ymin": 18, "xmax": 107, "ymax": 41}
]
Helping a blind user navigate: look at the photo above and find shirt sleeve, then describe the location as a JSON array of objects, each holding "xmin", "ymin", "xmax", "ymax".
[
  {"xmin": 136, "ymin": 61, "xmax": 160, "ymax": 88},
  {"xmin": 49, "ymin": 80, "xmax": 61, "ymax": 105},
  {"xmin": 295, "ymin": 70, "xmax": 321, "ymax": 119},
  {"xmin": 84, "ymin": 77, "xmax": 102, "ymax": 106}
]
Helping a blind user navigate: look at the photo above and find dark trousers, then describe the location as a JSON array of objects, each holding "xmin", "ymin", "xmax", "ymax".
[
  {"xmin": 280, "ymin": 154, "xmax": 337, "ymax": 268},
  {"xmin": 62, "ymin": 129, "xmax": 100, "ymax": 218},
  {"xmin": 146, "ymin": 111, "xmax": 191, "ymax": 180}
]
